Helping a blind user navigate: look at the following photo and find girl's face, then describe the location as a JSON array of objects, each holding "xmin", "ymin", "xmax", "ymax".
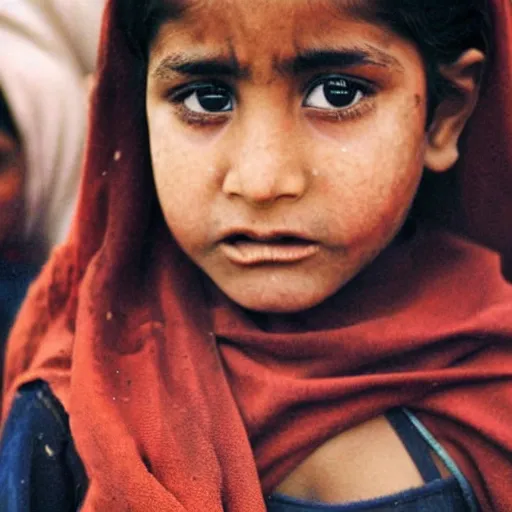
[{"xmin": 146, "ymin": 0, "xmax": 430, "ymax": 313}]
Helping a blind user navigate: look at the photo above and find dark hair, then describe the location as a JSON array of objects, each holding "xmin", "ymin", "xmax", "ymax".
[
  {"xmin": 121, "ymin": 0, "xmax": 492, "ymax": 111},
  {"xmin": 119, "ymin": 0, "xmax": 185, "ymax": 57}
]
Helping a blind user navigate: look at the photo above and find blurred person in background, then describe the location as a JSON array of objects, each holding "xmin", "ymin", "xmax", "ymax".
[{"xmin": 0, "ymin": 0, "xmax": 105, "ymax": 354}]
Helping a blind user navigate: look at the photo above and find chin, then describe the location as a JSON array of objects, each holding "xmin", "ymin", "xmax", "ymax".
[
  {"xmin": 222, "ymin": 284, "xmax": 336, "ymax": 314},
  {"xmin": 207, "ymin": 263, "xmax": 358, "ymax": 314}
]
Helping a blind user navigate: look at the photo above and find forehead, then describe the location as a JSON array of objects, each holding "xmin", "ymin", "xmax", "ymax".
[{"xmin": 148, "ymin": 0, "xmax": 395, "ymax": 64}]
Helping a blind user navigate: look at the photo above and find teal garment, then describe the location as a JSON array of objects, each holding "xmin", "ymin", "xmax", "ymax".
[
  {"xmin": 267, "ymin": 480, "xmax": 466, "ymax": 512},
  {"xmin": 266, "ymin": 409, "xmax": 478, "ymax": 512}
]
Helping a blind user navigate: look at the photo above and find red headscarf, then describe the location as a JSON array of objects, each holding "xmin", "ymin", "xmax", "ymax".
[{"xmin": 2, "ymin": 0, "xmax": 512, "ymax": 510}]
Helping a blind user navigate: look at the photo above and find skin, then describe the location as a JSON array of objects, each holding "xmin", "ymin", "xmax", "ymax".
[
  {"xmin": 146, "ymin": 0, "xmax": 484, "ymax": 502},
  {"xmin": 146, "ymin": 0, "xmax": 433, "ymax": 314},
  {"xmin": 0, "ymin": 128, "xmax": 24, "ymax": 249}
]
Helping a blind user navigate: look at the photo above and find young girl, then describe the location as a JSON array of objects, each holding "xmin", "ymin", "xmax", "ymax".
[{"xmin": 1, "ymin": 0, "xmax": 511, "ymax": 510}]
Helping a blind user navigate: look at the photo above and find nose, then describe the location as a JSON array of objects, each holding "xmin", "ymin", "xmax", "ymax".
[{"xmin": 222, "ymin": 114, "xmax": 308, "ymax": 207}]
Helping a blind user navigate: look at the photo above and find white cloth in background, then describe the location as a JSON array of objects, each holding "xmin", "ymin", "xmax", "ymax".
[{"xmin": 0, "ymin": 0, "xmax": 105, "ymax": 260}]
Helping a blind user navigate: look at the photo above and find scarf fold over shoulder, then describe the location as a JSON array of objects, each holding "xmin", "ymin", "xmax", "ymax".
[{"xmin": 2, "ymin": 0, "xmax": 512, "ymax": 510}]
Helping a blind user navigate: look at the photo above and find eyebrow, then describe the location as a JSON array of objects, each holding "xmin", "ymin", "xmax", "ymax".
[
  {"xmin": 150, "ymin": 45, "xmax": 403, "ymax": 81},
  {"xmin": 286, "ymin": 47, "xmax": 403, "ymax": 74},
  {"xmin": 152, "ymin": 54, "xmax": 247, "ymax": 81}
]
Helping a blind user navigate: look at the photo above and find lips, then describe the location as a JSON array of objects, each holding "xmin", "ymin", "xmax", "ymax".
[{"xmin": 219, "ymin": 232, "xmax": 319, "ymax": 265}]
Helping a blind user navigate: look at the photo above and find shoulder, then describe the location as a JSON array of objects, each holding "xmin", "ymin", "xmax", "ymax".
[{"xmin": 0, "ymin": 380, "xmax": 87, "ymax": 511}]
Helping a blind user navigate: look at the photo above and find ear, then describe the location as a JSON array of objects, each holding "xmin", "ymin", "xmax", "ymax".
[{"xmin": 424, "ymin": 49, "xmax": 485, "ymax": 173}]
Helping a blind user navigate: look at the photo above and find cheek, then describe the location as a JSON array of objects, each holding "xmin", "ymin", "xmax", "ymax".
[
  {"xmin": 308, "ymin": 108, "xmax": 426, "ymax": 245},
  {"xmin": 149, "ymin": 126, "xmax": 217, "ymax": 249}
]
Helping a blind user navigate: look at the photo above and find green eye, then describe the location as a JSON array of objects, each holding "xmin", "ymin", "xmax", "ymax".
[{"xmin": 304, "ymin": 77, "xmax": 366, "ymax": 110}]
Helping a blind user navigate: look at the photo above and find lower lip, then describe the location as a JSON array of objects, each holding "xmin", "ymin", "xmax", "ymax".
[{"xmin": 220, "ymin": 241, "xmax": 319, "ymax": 266}]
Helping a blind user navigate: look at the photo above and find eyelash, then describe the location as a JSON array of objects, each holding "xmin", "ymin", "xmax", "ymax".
[
  {"xmin": 302, "ymin": 74, "xmax": 377, "ymax": 121},
  {"xmin": 167, "ymin": 74, "xmax": 377, "ymax": 125},
  {"xmin": 168, "ymin": 80, "xmax": 233, "ymax": 125}
]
